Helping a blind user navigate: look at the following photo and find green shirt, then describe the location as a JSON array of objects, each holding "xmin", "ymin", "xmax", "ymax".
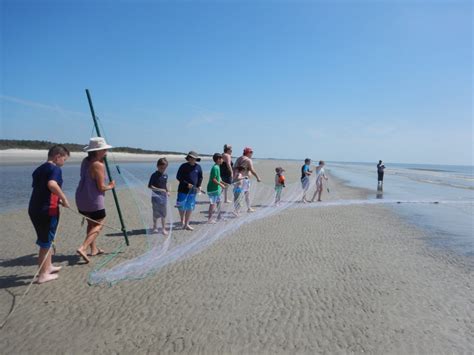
[{"xmin": 207, "ymin": 164, "xmax": 222, "ymax": 194}]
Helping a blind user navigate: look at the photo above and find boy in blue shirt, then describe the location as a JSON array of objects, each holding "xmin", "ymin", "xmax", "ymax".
[
  {"xmin": 28, "ymin": 145, "xmax": 70, "ymax": 284},
  {"xmin": 176, "ymin": 151, "xmax": 203, "ymax": 230},
  {"xmin": 148, "ymin": 158, "xmax": 170, "ymax": 235},
  {"xmin": 301, "ymin": 158, "xmax": 313, "ymax": 203}
]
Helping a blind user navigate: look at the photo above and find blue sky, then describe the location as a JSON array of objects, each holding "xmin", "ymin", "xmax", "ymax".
[{"xmin": 1, "ymin": 0, "xmax": 472, "ymax": 165}]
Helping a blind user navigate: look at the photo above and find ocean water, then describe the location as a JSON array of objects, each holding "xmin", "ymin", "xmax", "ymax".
[
  {"xmin": 327, "ymin": 162, "xmax": 473, "ymax": 258},
  {"xmin": 0, "ymin": 160, "xmax": 214, "ymax": 213}
]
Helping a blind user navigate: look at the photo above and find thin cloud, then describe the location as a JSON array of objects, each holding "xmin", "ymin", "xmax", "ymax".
[{"xmin": 0, "ymin": 94, "xmax": 88, "ymax": 119}]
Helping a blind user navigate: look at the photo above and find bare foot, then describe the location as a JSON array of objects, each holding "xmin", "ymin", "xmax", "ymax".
[
  {"xmin": 225, "ymin": 200, "xmax": 232, "ymax": 203},
  {"xmin": 184, "ymin": 225, "xmax": 194, "ymax": 231},
  {"xmin": 48, "ymin": 265, "xmax": 62, "ymax": 273},
  {"xmin": 37, "ymin": 273, "xmax": 58, "ymax": 284},
  {"xmin": 207, "ymin": 220, "xmax": 217, "ymax": 224},
  {"xmin": 162, "ymin": 229, "xmax": 169, "ymax": 236},
  {"xmin": 247, "ymin": 208, "xmax": 255, "ymax": 212},
  {"xmin": 76, "ymin": 249, "xmax": 90, "ymax": 264}
]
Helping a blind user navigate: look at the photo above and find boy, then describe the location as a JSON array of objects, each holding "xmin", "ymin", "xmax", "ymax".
[
  {"xmin": 28, "ymin": 145, "xmax": 70, "ymax": 284},
  {"xmin": 148, "ymin": 158, "xmax": 170, "ymax": 235},
  {"xmin": 176, "ymin": 151, "xmax": 203, "ymax": 230},
  {"xmin": 301, "ymin": 158, "xmax": 312, "ymax": 203},
  {"xmin": 274, "ymin": 167, "xmax": 286, "ymax": 205},
  {"xmin": 207, "ymin": 153, "xmax": 227, "ymax": 223}
]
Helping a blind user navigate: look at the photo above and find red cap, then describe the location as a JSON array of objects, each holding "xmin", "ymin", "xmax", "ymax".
[{"xmin": 243, "ymin": 147, "xmax": 253, "ymax": 155}]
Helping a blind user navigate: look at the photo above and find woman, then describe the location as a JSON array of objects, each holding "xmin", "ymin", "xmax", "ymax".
[
  {"xmin": 75, "ymin": 137, "xmax": 115, "ymax": 263},
  {"xmin": 220, "ymin": 144, "xmax": 234, "ymax": 203},
  {"xmin": 233, "ymin": 147, "xmax": 261, "ymax": 212}
]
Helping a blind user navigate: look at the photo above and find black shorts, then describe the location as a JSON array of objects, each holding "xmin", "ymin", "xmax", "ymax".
[
  {"xmin": 79, "ymin": 209, "xmax": 106, "ymax": 221},
  {"xmin": 29, "ymin": 212, "xmax": 59, "ymax": 249},
  {"xmin": 378, "ymin": 172, "xmax": 384, "ymax": 181},
  {"xmin": 221, "ymin": 174, "xmax": 232, "ymax": 184}
]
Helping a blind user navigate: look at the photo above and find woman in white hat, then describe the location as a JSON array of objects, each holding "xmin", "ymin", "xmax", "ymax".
[{"xmin": 75, "ymin": 137, "xmax": 115, "ymax": 263}]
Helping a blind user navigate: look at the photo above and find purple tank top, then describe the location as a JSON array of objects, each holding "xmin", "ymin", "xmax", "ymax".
[{"xmin": 75, "ymin": 158, "xmax": 105, "ymax": 212}]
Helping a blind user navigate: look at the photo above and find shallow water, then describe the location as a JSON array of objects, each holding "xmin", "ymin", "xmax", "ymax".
[{"xmin": 328, "ymin": 162, "xmax": 473, "ymax": 257}]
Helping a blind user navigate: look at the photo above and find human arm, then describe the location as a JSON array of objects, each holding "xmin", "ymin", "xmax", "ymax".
[
  {"xmin": 247, "ymin": 159, "xmax": 261, "ymax": 182},
  {"xmin": 47, "ymin": 180, "xmax": 70, "ymax": 208},
  {"xmin": 196, "ymin": 166, "xmax": 203, "ymax": 191}
]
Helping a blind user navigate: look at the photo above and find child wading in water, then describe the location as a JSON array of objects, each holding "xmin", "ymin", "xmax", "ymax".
[
  {"xmin": 28, "ymin": 145, "xmax": 70, "ymax": 283},
  {"xmin": 207, "ymin": 153, "xmax": 227, "ymax": 223},
  {"xmin": 311, "ymin": 160, "xmax": 328, "ymax": 202},
  {"xmin": 233, "ymin": 166, "xmax": 246, "ymax": 216},
  {"xmin": 148, "ymin": 158, "xmax": 170, "ymax": 235},
  {"xmin": 274, "ymin": 167, "xmax": 286, "ymax": 205}
]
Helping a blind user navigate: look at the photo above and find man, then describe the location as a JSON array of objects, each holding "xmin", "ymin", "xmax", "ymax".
[{"xmin": 233, "ymin": 147, "xmax": 261, "ymax": 212}]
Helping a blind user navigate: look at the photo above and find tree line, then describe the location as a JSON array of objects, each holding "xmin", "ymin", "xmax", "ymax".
[{"xmin": 0, "ymin": 139, "xmax": 186, "ymax": 155}]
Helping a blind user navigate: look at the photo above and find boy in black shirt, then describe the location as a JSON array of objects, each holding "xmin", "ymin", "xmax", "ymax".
[{"xmin": 148, "ymin": 158, "xmax": 170, "ymax": 235}]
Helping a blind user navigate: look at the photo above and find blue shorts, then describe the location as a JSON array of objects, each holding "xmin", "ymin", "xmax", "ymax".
[
  {"xmin": 29, "ymin": 212, "xmax": 59, "ymax": 249},
  {"xmin": 176, "ymin": 192, "xmax": 197, "ymax": 211},
  {"xmin": 301, "ymin": 177, "xmax": 310, "ymax": 190},
  {"xmin": 208, "ymin": 191, "xmax": 221, "ymax": 205}
]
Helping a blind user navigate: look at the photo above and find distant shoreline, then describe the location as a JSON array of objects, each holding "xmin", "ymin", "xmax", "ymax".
[{"xmin": 0, "ymin": 148, "xmax": 194, "ymax": 165}]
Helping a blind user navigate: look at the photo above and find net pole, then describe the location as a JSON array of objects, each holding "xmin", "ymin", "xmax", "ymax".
[{"xmin": 85, "ymin": 89, "xmax": 130, "ymax": 246}]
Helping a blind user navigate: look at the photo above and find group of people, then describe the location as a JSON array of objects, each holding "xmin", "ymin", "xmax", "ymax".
[
  {"xmin": 27, "ymin": 138, "xmax": 330, "ymax": 284},
  {"xmin": 28, "ymin": 137, "xmax": 114, "ymax": 283}
]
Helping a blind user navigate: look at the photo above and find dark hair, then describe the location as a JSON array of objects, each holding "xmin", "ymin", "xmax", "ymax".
[
  {"xmin": 48, "ymin": 144, "xmax": 70, "ymax": 159},
  {"xmin": 157, "ymin": 157, "xmax": 168, "ymax": 167},
  {"xmin": 213, "ymin": 153, "xmax": 223, "ymax": 162},
  {"xmin": 319, "ymin": 160, "xmax": 325, "ymax": 165},
  {"xmin": 304, "ymin": 158, "xmax": 311, "ymax": 163},
  {"xmin": 379, "ymin": 160, "xmax": 382, "ymax": 164},
  {"xmin": 223, "ymin": 144, "xmax": 232, "ymax": 153}
]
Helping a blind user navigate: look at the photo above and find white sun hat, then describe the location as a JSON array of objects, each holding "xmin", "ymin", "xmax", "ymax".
[{"xmin": 83, "ymin": 137, "xmax": 113, "ymax": 152}]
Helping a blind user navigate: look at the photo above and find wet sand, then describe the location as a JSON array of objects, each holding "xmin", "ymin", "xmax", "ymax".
[{"xmin": 0, "ymin": 159, "xmax": 472, "ymax": 353}]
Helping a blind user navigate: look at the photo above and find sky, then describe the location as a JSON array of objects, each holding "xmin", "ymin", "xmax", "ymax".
[{"xmin": 1, "ymin": 0, "xmax": 472, "ymax": 165}]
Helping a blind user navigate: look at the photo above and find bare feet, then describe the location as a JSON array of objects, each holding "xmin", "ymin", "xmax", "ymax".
[
  {"xmin": 184, "ymin": 225, "xmax": 194, "ymax": 231},
  {"xmin": 48, "ymin": 265, "xmax": 62, "ymax": 273},
  {"xmin": 76, "ymin": 249, "xmax": 90, "ymax": 264},
  {"xmin": 37, "ymin": 273, "xmax": 58, "ymax": 284}
]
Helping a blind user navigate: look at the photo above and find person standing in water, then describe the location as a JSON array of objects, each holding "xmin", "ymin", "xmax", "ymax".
[{"xmin": 377, "ymin": 160, "xmax": 386, "ymax": 185}]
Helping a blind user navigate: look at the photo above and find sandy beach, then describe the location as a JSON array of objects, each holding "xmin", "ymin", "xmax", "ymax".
[
  {"xmin": 0, "ymin": 149, "xmax": 194, "ymax": 165},
  {"xmin": 0, "ymin": 159, "xmax": 472, "ymax": 353}
]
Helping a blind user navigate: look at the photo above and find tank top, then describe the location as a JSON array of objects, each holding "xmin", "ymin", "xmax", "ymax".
[{"xmin": 75, "ymin": 158, "xmax": 105, "ymax": 212}]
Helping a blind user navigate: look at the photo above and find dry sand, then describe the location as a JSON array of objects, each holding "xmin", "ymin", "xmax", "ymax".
[{"xmin": 0, "ymin": 159, "xmax": 472, "ymax": 353}]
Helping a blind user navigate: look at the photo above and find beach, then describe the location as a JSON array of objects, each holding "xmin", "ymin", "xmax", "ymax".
[
  {"xmin": 0, "ymin": 158, "xmax": 472, "ymax": 353},
  {"xmin": 0, "ymin": 149, "xmax": 192, "ymax": 165}
]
